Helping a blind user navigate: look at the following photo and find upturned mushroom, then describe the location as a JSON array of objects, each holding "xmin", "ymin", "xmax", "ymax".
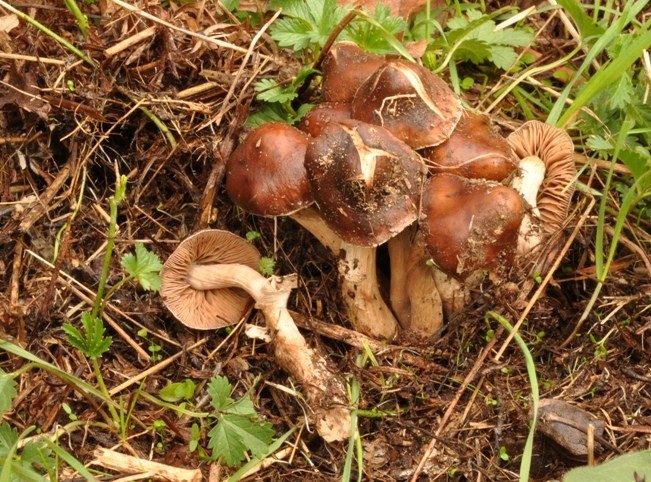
[
  {"xmin": 507, "ymin": 121, "xmax": 576, "ymax": 258},
  {"xmin": 350, "ymin": 60, "xmax": 463, "ymax": 149},
  {"xmin": 160, "ymin": 230, "xmax": 351, "ymax": 442},
  {"xmin": 305, "ymin": 119, "xmax": 428, "ymax": 338},
  {"xmin": 421, "ymin": 110, "xmax": 517, "ymax": 181}
]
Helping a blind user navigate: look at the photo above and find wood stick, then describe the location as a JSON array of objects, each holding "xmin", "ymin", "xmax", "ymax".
[{"xmin": 93, "ymin": 447, "xmax": 202, "ymax": 482}]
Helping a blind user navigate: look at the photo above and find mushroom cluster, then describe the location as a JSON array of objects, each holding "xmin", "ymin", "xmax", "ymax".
[{"xmin": 224, "ymin": 41, "xmax": 577, "ymax": 340}]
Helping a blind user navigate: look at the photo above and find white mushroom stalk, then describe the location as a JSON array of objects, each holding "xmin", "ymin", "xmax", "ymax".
[
  {"xmin": 510, "ymin": 155, "xmax": 546, "ymax": 256},
  {"xmin": 291, "ymin": 207, "xmax": 398, "ymax": 340},
  {"xmin": 187, "ymin": 262, "xmax": 351, "ymax": 442}
]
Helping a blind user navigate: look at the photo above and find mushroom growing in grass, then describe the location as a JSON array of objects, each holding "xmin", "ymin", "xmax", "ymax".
[
  {"xmin": 421, "ymin": 110, "xmax": 517, "ymax": 181},
  {"xmin": 161, "ymin": 230, "xmax": 351, "ymax": 442},
  {"xmin": 402, "ymin": 174, "xmax": 525, "ymax": 334},
  {"xmin": 507, "ymin": 121, "xmax": 577, "ymax": 258},
  {"xmin": 320, "ymin": 41, "xmax": 385, "ymax": 104},
  {"xmin": 305, "ymin": 119, "xmax": 428, "ymax": 339},
  {"xmin": 351, "ymin": 60, "xmax": 463, "ymax": 149}
]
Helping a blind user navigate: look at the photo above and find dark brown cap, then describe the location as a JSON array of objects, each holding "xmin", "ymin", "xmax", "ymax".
[
  {"xmin": 226, "ymin": 122, "xmax": 313, "ymax": 216},
  {"xmin": 420, "ymin": 174, "xmax": 525, "ymax": 279},
  {"xmin": 421, "ymin": 110, "xmax": 517, "ymax": 181},
  {"xmin": 321, "ymin": 41, "xmax": 385, "ymax": 103},
  {"xmin": 351, "ymin": 60, "xmax": 462, "ymax": 149},
  {"xmin": 305, "ymin": 119, "xmax": 426, "ymax": 246}
]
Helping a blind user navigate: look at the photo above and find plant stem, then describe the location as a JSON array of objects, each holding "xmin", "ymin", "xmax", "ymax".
[
  {"xmin": 91, "ymin": 356, "xmax": 120, "ymax": 425},
  {"xmin": 91, "ymin": 196, "xmax": 118, "ymax": 320},
  {"xmin": 0, "ymin": 0, "xmax": 95, "ymax": 66}
]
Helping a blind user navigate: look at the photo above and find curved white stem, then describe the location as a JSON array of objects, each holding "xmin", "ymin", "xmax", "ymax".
[
  {"xmin": 510, "ymin": 155, "xmax": 546, "ymax": 256},
  {"xmin": 188, "ymin": 263, "xmax": 351, "ymax": 442},
  {"xmin": 290, "ymin": 207, "xmax": 399, "ymax": 340}
]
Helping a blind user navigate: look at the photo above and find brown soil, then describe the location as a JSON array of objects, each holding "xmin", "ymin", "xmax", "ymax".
[{"xmin": 1, "ymin": 1, "xmax": 649, "ymax": 481}]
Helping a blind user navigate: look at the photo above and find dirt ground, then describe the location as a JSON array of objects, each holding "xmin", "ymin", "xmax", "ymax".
[{"xmin": 1, "ymin": 1, "xmax": 650, "ymax": 481}]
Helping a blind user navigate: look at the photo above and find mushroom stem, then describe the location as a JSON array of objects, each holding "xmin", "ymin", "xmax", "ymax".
[
  {"xmin": 187, "ymin": 263, "xmax": 351, "ymax": 442},
  {"xmin": 290, "ymin": 207, "xmax": 399, "ymax": 340},
  {"xmin": 510, "ymin": 155, "xmax": 546, "ymax": 256}
]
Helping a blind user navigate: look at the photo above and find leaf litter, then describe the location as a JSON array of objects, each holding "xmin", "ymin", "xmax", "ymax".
[{"xmin": 0, "ymin": 0, "xmax": 649, "ymax": 481}]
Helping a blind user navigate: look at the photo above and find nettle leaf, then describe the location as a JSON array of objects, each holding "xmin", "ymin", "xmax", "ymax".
[
  {"xmin": 207, "ymin": 414, "xmax": 275, "ymax": 467},
  {"xmin": 0, "ymin": 370, "xmax": 17, "ymax": 418},
  {"xmin": 121, "ymin": 243, "xmax": 163, "ymax": 292}
]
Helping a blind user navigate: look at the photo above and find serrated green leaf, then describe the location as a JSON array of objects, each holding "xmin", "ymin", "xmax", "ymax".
[
  {"xmin": 254, "ymin": 79, "xmax": 297, "ymax": 104},
  {"xmin": 454, "ymin": 39, "xmax": 493, "ymax": 65},
  {"xmin": 207, "ymin": 376, "xmax": 234, "ymax": 411},
  {"xmin": 121, "ymin": 243, "xmax": 163, "ymax": 292},
  {"xmin": 62, "ymin": 323, "xmax": 85, "ymax": 352},
  {"xmin": 493, "ymin": 28, "xmax": 533, "ymax": 47},
  {"xmin": 563, "ymin": 450, "xmax": 651, "ymax": 482},
  {"xmin": 608, "ymin": 74, "xmax": 634, "ymax": 111},
  {"xmin": 270, "ymin": 18, "xmax": 313, "ymax": 50},
  {"xmin": 159, "ymin": 380, "xmax": 196, "ymax": 402},
  {"xmin": 258, "ymin": 257, "xmax": 275, "ymax": 276},
  {"xmin": 0, "ymin": 422, "xmax": 18, "ymax": 456},
  {"xmin": 0, "ymin": 371, "xmax": 16, "ymax": 418},
  {"xmin": 586, "ymin": 135, "xmax": 613, "ymax": 151},
  {"xmin": 245, "ymin": 103, "xmax": 293, "ymax": 127},
  {"xmin": 207, "ymin": 414, "xmax": 274, "ymax": 466},
  {"xmin": 226, "ymin": 395, "xmax": 256, "ymax": 416},
  {"xmin": 65, "ymin": 313, "xmax": 112, "ymax": 358},
  {"xmin": 488, "ymin": 45, "xmax": 519, "ymax": 70}
]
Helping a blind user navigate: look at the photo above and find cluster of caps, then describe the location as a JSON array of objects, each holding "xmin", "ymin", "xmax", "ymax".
[{"xmin": 225, "ymin": 41, "xmax": 576, "ymax": 286}]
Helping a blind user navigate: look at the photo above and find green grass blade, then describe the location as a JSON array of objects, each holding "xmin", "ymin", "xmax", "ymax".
[
  {"xmin": 0, "ymin": 340, "xmax": 115, "ymax": 406},
  {"xmin": 548, "ymin": 1, "xmax": 650, "ymax": 126},
  {"xmin": 556, "ymin": 30, "xmax": 651, "ymax": 127},
  {"xmin": 486, "ymin": 312, "xmax": 539, "ymax": 482},
  {"xmin": 42, "ymin": 438, "xmax": 100, "ymax": 481},
  {"xmin": 0, "ymin": 0, "xmax": 95, "ymax": 67},
  {"xmin": 555, "ymin": 0, "xmax": 604, "ymax": 38}
]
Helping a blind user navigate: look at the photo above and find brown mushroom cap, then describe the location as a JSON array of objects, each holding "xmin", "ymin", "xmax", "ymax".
[
  {"xmin": 421, "ymin": 110, "xmax": 517, "ymax": 181},
  {"xmin": 298, "ymin": 102, "xmax": 352, "ymax": 138},
  {"xmin": 321, "ymin": 41, "xmax": 385, "ymax": 103},
  {"xmin": 507, "ymin": 121, "xmax": 576, "ymax": 235},
  {"xmin": 351, "ymin": 60, "xmax": 462, "ymax": 149},
  {"xmin": 160, "ymin": 230, "xmax": 261, "ymax": 329},
  {"xmin": 305, "ymin": 119, "xmax": 426, "ymax": 246},
  {"xmin": 420, "ymin": 174, "xmax": 525, "ymax": 279},
  {"xmin": 225, "ymin": 122, "xmax": 313, "ymax": 217}
]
